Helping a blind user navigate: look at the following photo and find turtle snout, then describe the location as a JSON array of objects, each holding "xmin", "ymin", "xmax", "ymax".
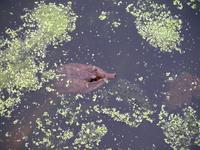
[{"xmin": 105, "ymin": 72, "xmax": 116, "ymax": 79}]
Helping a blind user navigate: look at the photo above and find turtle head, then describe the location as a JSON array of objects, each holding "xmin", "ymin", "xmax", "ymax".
[{"xmin": 86, "ymin": 66, "xmax": 116, "ymax": 83}]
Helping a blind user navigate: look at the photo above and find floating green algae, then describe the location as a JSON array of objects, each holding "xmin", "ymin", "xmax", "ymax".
[
  {"xmin": 99, "ymin": 11, "xmax": 110, "ymax": 21},
  {"xmin": 1, "ymin": 1, "xmax": 199, "ymax": 149},
  {"xmin": 111, "ymin": 21, "xmax": 121, "ymax": 28},
  {"xmin": 73, "ymin": 122, "xmax": 108, "ymax": 149},
  {"xmin": 157, "ymin": 105, "xmax": 200, "ymax": 149},
  {"xmin": 0, "ymin": 97, "xmax": 21, "ymax": 118},
  {"xmin": 32, "ymin": 110, "xmax": 74, "ymax": 149},
  {"xmin": 22, "ymin": 1, "xmax": 77, "ymax": 47},
  {"xmin": 98, "ymin": 10, "xmax": 121, "ymax": 32},
  {"xmin": 173, "ymin": 0, "xmax": 184, "ymax": 10},
  {"xmin": 172, "ymin": 0, "xmax": 200, "ymax": 10},
  {"xmin": 31, "ymin": 94, "xmax": 106, "ymax": 149},
  {"xmin": 0, "ymin": 1, "xmax": 77, "ymax": 118},
  {"xmin": 33, "ymin": 112, "xmax": 107, "ymax": 149},
  {"xmin": 30, "ymin": 78, "xmax": 154, "ymax": 149},
  {"xmin": 126, "ymin": 0, "xmax": 183, "ymax": 52},
  {"xmin": 93, "ymin": 79, "xmax": 154, "ymax": 127},
  {"xmin": 94, "ymin": 105, "xmax": 153, "ymax": 127}
]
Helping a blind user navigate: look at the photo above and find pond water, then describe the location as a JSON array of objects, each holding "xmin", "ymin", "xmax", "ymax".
[{"xmin": 0, "ymin": 0, "xmax": 200, "ymax": 149}]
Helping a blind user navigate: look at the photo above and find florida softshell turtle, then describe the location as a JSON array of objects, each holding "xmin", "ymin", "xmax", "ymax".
[
  {"xmin": 53, "ymin": 63, "xmax": 116, "ymax": 94},
  {"xmin": 166, "ymin": 72, "xmax": 200, "ymax": 109},
  {"xmin": 5, "ymin": 64, "xmax": 115, "ymax": 148}
]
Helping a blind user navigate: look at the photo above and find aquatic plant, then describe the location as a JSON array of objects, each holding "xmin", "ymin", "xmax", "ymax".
[
  {"xmin": 22, "ymin": 1, "xmax": 77, "ymax": 48},
  {"xmin": 93, "ymin": 79, "xmax": 154, "ymax": 127},
  {"xmin": 126, "ymin": 0, "xmax": 183, "ymax": 52},
  {"xmin": 111, "ymin": 21, "xmax": 121, "ymax": 28},
  {"xmin": 158, "ymin": 105, "xmax": 200, "ymax": 149},
  {"xmin": 0, "ymin": 1, "xmax": 77, "ymax": 117},
  {"xmin": 30, "ymin": 93, "xmax": 106, "ymax": 149},
  {"xmin": 94, "ymin": 105, "xmax": 153, "ymax": 127},
  {"xmin": 0, "ymin": 97, "xmax": 20, "ymax": 117},
  {"xmin": 33, "ymin": 110, "xmax": 107, "ymax": 149},
  {"xmin": 1, "ymin": 1, "xmax": 199, "ymax": 149},
  {"xmin": 99, "ymin": 11, "xmax": 110, "ymax": 21},
  {"xmin": 30, "ymin": 79, "xmax": 154, "ymax": 149},
  {"xmin": 98, "ymin": 10, "xmax": 121, "ymax": 31},
  {"xmin": 32, "ymin": 110, "xmax": 74, "ymax": 149},
  {"xmin": 172, "ymin": 0, "xmax": 199, "ymax": 10},
  {"xmin": 73, "ymin": 122, "xmax": 108, "ymax": 149}
]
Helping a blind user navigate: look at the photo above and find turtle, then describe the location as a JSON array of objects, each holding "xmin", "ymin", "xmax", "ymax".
[{"xmin": 53, "ymin": 63, "xmax": 116, "ymax": 94}]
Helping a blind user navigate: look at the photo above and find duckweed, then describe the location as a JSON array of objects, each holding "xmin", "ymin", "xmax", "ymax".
[
  {"xmin": 99, "ymin": 11, "xmax": 121, "ymax": 30},
  {"xmin": 93, "ymin": 79, "xmax": 154, "ymax": 127},
  {"xmin": 0, "ymin": 97, "xmax": 20, "ymax": 118},
  {"xmin": 73, "ymin": 122, "xmax": 108, "ymax": 149},
  {"xmin": 99, "ymin": 11, "xmax": 110, "ymax": 21},
  {"xmin": 158, "ymin": 105, "xmax": 200, "ymax": 149},
  {"xmin": 173, "ymin": 0, "xmax": 184, "ymax": 9},
  {"xmin": 173, "ymin": 0, "xmax": 199, "ymax": 10},
  {"xmin": 0, "ymin": 1, "xmax": 77, "ymax": 117},
  {"xmin": 24, "ymin": 1, "xmax": 77, "ymax": 46},
  {"xmin": 1, "ymin": 0, "xmax": 199, "ymax": 149},
  {"xmin": 126, "ymin": 0, "xmax": 183, "ymax": 52},
  {"xmin": 94, "ymin": 106, "xmax": 152, "ymax": 127},
  {"xmin": 111, "ymin": 21, "xmax": 121, "ymax": 28},
  {"xmin": 30, "ymin": 78, "xmax": 154, "ymax": 149},
  {"xmin": 33, "ymin": 110, "xmax": 74, "ymax": 149}
]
